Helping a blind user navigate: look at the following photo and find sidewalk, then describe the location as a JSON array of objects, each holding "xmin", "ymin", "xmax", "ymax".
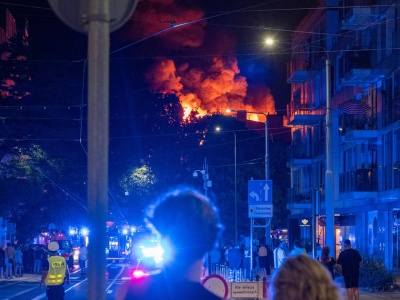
[
  {"xmin": 1, "ymin": 273, "xmax": 41, "ymax": 282},
  {"xmin": 339, "ymin": 288, "xmax": 400, "ymax": 299},
  {"xmin": 335, "ymin": 276, "xmax": 400, "ymax": 299}
]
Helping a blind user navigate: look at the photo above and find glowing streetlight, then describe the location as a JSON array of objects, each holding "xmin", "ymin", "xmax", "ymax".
[{"xmin": 265, "ymin": 38, "xmax": 274, "ymax": 46}]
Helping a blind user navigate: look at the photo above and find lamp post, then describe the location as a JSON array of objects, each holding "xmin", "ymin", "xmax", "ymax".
[
  {"xmin": 216, "ymin": 127, "xmax": 238, "ymax": 245},
  {"xmin": 193, "ymin": 157, "xmax": 211, "ymax": 198},
  {"xmin": 306, "ymin": 44, "xmax": 334, "ymax": 255},
  {"xmin": 227, "ymin": 109, "xmax": 270, "ymax": 247},
  {"xmin": 290, "ymin": 41, "xmax": 334, "ymax": 256},
  {"xmin": 324, "ymin": 56, "xmax": 335, "ymax": 256}
]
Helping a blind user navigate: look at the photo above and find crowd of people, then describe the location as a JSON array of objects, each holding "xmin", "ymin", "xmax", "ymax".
[
  {"xmin": 0, "ymin": 242, "xmax": 77, "ymax": 279},
  {"xmin": 0, "ymin": 242, "xmax": 46, "ymax": 279},
  {"xmin": 201, "ymin": 239, "xmax": 362, "ymax": 300},
  {"xmin": 115, "ymin": 185, "xmax": 363, "ymax": 300},
  {"xmin": 1, "ymin": 185, "xmax": 362, "ymax": 300}
]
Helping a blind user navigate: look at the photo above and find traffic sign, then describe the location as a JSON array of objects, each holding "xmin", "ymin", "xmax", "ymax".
[
  {"xmin": 249, "ymin": 204, "xmax": 273, "ymax": 218},
  {"xmin": 248, "ymin": 180, "xmax": 273, "ymax": 218},
  {"xmin": 248, "ymin": 180, "xmax": 272, "ymax": 204}
]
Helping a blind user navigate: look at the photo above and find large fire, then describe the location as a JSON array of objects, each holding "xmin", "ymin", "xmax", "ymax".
[{"xmin": 128, "ymin": 0, "xmax": 276, "ymax": 120}]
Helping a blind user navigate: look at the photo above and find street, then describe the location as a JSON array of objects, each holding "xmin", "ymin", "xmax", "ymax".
[
  {"xmin": 0, "ymin": 262, "xmax": 130, "ymax": 300},
  {"xmin": 1, "ymin": 265, "xmax": 399, "ymax": 300}
]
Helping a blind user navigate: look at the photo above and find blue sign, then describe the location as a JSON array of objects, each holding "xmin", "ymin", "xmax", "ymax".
[{"xmin": 248, "ymin": 180, "xmax": 272, "ymax": 205}]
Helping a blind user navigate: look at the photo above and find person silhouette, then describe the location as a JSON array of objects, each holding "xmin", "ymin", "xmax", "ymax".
[
  {"xmin": 268, "ymin": 254, "xmax": 338, "ymax": 300},
  {"xmin": 117, "ymin": 186, "xmax": 224, "ymax": 300}
]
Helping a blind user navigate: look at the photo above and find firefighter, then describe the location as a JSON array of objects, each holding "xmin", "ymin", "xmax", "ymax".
[{"xmin": 40, "ymin": 241, "xmax": 70, "ymax": 300}]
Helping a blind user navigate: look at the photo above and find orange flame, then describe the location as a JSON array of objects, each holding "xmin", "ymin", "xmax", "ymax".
[{"xmin": 145, "ymin": 57, "xmax": 276, "ymax": 121}]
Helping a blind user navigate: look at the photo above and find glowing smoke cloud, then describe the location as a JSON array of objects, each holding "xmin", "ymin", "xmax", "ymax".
[{"xmin": 133, "ymin": 0, "xmax": 276, "ymax": 119}]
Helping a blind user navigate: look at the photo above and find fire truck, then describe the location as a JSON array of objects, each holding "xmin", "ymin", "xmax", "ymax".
[
  {"xmin": 105, "ymin": 222, "xmax": 163, "ymax": 267},
  {"xmin": 38, "ymin": 225, "xmax": 88, "ymax": 268},
  {"xmin": 106, "ymin": 222, "xmax": 136, "ymax": 261}
]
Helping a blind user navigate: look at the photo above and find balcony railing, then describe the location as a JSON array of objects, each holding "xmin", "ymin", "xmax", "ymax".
[
  {"xmin": 340, "ymin": 4, "xmax": 378, "ymax": 31},
  {"xmin": 286, "ymin": 102, "xmax": 325, "ymax": 125},
  {"xmin": 287, "ymin": 59, "xmax": 308, "ymax": 83},
  {"xmin": 339, "ymin": 168, "xmax": 378, "ymax": 193},
  {"xmin": 340, "ymin": 50, "xmax": 385, "ymax": 86},
  {"xmin": 339, "ymin": 115, "xmax": 377, "ymax": 134},
  {"xmin": 288, "ymin": 139, "xmax": 325, "ymax": 161}
]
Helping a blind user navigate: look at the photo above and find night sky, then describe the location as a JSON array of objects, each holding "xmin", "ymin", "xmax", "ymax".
[{"xmin": 7, "ymin": 0, "xmax": 316, "ymax": 114}]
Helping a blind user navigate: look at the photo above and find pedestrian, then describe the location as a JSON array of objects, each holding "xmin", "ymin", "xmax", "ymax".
[
  {"xmin": 116, "ymin": 186, "xmax": 224, "ymax": 300},
  {"xmin": 34, "ymin": 246, "xmax": 43, "ymax": 274},
  {"xmin": 22, "ymin": 245, "xmax": 27, "ymax": 274},
  {"xmin": 258, "ymin": 243, "xmax": 268, "ymax": 277},
  {"xmin": 273, "ymin": 241, "xmax": 287, "ymax": 269},
  {"xmin": 78, "ymin": 243, "xmax": 88, "ymax": 276},
  {"xmin": 208, "ymin": 247, "xmax": 221, "ymax": 274},
  {"xmin": 290, "ymin": 240, "xmax": 307, "ymax": 256},
  {"xmin": 228, "ymin": 245, "xmax": 242, "ymax": 269},
  {"xmin": 0, "ymin": 245, "xmax": 5, "ymax": 278},
  {"xmin": 219, "ymin": 245, "xmax": 227, "ymax": 266},
  {"xmin": 337, "ymin": 239, "xmax": 362, "ymax": 300},
  {"xmin": 14, "ymin": 246, "xmax": 23, "ymax": 277},
  {"xmin": 27, "ymin": 245, "xmax": 35, "ymax": 273},
  {"xmin": 40, "ymin": 242, "xmax": 70, "ymax": 300},
  {"xmin": 266, "ymin": 245, "xmax": 274, "ymax": 275},
  {"xmin": 4, "ymin": 242, "xmax": 15, "ymax": 278},
  {"xmin": 268, "ymin": 254, "xmax": 338, "ymax": 300},
  {"xmin": 318, "ymin": 246, "xmax": 336, "ymax": 279},
  {"xmin": 68, "ymin": 246, "xmax": 74, "ymax": 271}
]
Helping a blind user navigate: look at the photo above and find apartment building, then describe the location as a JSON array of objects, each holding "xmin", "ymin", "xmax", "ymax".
[{"xmin": 286, "ymin": 0, "xmax": 400, "ymax": 270}]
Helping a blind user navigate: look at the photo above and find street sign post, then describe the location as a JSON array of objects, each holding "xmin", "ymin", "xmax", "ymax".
[
  {"xmin": 248, "ymin": 180, "xmax": 273, "ymax": 278},
  {"xmin": 248, "ymin": 180, "xmax": 273, "ymax": 218}
]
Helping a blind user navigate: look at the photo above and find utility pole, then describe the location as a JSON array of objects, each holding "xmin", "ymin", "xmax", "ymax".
[
  {"xmin": 47, "ymin": 2, "xmax": 137, "ymax": 299},
  {"xmin": 325, "ymin": 57, "xmax": 335, "ymax": 255}
]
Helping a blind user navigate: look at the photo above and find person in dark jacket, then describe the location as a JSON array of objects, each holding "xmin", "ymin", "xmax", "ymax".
[
  {"xmin": 116, "ymin": 186, "xmax": 224, "ymax": 300},
  {"xmin": 318, "ymin": 246, "xmax": 336, "ymax": 279},
  {"xmin": 337, "ymin": 240, "xmax": 362, "ymax": 300}
]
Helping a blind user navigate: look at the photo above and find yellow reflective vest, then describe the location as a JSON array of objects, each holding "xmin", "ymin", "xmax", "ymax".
[{"xmin": 45, "ymin": 256, "xmax": 66, "ymax": 286}]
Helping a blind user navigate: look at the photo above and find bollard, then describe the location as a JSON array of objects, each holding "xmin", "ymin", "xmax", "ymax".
[
  {"xmin": 263, "ymin": 276, "xmax": 267, "ymax": 298},
  {"xmin": 237, "ymin": 269, "xmax": 242, "ymax": 282}
]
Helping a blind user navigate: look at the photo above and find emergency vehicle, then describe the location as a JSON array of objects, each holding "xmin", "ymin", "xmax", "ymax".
[{"xmin": 105, "ymin": 222, "xmax": 164, "ymax": 268}]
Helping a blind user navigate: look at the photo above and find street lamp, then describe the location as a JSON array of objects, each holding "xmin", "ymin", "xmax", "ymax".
[
  {"xmin": 324, "ymin": 54, "xmax": 335, "ymax": 256},
  {"xmin": 226, "ymin": 109, "xmax": 270, "ymax": 246},
  {"xmin": 265, "ymin": 37, "xmax": 274, "ymax": 46},
  {"xmin": 193, "ymin": 157, "xmax": 212, "ymax": 198},
  {"xmin": 215, "ymin": 127, "xmax": 237, "ymax": 245}
]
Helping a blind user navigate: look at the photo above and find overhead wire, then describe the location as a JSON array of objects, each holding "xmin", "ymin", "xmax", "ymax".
[{"xmin": 1, "ymin": 1, "xmax": 396, "ymax": 199}]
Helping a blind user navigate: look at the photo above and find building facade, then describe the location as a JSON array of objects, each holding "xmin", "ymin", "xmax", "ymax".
[{"xmin": 286, "ymin": 0, "xmax": 400, "ymax": 271}]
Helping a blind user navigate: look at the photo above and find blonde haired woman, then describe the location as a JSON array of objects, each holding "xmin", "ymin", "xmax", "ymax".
[{"xmin": 268, "ymin": 254, "xmax": 338, "ymax": 300}]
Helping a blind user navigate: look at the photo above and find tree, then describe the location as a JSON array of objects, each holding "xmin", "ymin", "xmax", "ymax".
[{"xmin": 0, "ymin": 143, "xmax": 85, "ymax": 243}]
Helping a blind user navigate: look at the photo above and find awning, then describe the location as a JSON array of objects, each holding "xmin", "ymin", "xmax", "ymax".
[{"xmin": 338, "ymin": 98, "xmax": 371, "ymax": 114}]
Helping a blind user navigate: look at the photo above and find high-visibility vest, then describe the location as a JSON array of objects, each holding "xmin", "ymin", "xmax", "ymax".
[{"xmin": 45, "ymin": 256, "xmax": 66, "ymax": 286}]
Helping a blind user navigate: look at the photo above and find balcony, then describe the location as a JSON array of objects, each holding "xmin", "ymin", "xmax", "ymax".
[
  {"xmin": 287, "ymin": 139, "xmax": 325, "ymax": 167},
  {"xmin": 287, "ymin": 102, "xmax": 325, "ymax": 126},
  {"xmin": 287, "ymin": 59, "xmax": 308, "ymax": 83},
  {"xmin": 339, "ymin": 115, "xmax": 378, "ymax": 143},
  {"xmin": 340, "ymin": 50, "xmax": 385, "ymax": 86},
  {"xmin": 340, "ymin": 7, "xmax": 378, "ymax": 31},
  {"xmin": 287, "ymin": 187, "xmax": 312, "ymax": 212},
  {"xmin": 339, "ymin": 168, "xmax": 378, "ymax": 193}
]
